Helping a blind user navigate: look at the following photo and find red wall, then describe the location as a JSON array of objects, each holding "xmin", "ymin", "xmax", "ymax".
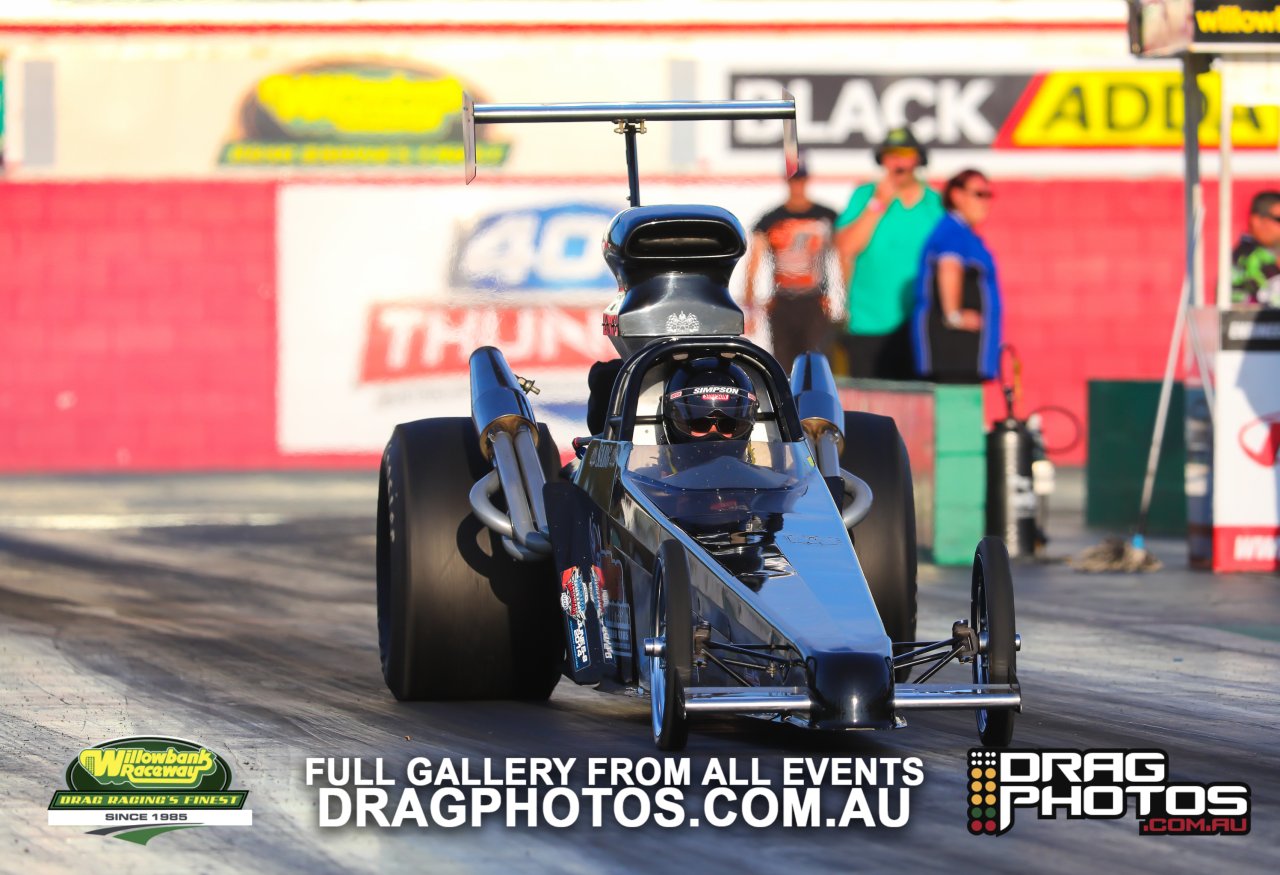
[
  {"xmin": 0, "ymin": 177, "xmax": 1268, "ymax": 471},
  {"xmin": 0, "ymin": 182, "xmax": 280, "ymax": 470}
]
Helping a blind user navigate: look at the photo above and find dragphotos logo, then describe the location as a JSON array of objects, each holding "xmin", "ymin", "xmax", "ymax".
[{"xmin": 967, "ymin": 749, "xmax": 1250, "ymax": 836}]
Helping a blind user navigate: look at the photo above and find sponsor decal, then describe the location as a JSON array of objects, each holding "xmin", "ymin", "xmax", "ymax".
[
  {"xmin": 1213, "ymin": 525, "xmax": 1280, "ymax": 569},
  {"xmin": 220, "ymin": 59, "xmax": 510, "ymax": 168},
  {"xmin": 731, "ymin": 70, "xmax": 1278, "ymax": 151},
  {"xmin": 1221, "ymin": 309, "xmax": 1280, "ymax": 350},
  {"xmin": 48, "ymin": 736, "xmax": 251, "ymax": 844},
  {"xmin": 450, "ymin": 203, "xmax": 617, "ymax": 293},
  {"xmin": 665, "ymin": 311, "xmax": 702, "ymax": 334},
  {"xmin": 670, "ymin": 386, "xmax": 752, "ymax": 400},
  {"xmin": 560, "ymin": 565, "xmax": 614, "ymax": 671},
  {"xmin": 966, "ymin": 749, "xmax": 1250, "ymax": 836}
]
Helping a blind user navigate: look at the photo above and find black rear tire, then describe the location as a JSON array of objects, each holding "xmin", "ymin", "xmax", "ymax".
[
  {"xmin": 377, "ymin": 417, "xmax": 563, "ymax": 701},
  {"xmin": 651, "ymin": 541, "xmax": 692, "ymax": 751},
  {"xmin": 840, "ymin": 411, "xmax": 918, "ymax": 676},
  {"xmin": 973, "ymin": 536, "xmax": 1017, "ymax": 747}
]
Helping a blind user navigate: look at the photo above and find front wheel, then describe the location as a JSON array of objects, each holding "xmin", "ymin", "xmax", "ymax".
[
  {"xmin": 972, "ymin": 537, "xmax": 1018, "ymax": 747},
  {"xmin": 649, "ymin": 541, "xmax": 692, "ymax": 751}
]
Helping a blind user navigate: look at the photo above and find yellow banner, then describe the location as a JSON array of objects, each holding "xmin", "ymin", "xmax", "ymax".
[{"xmin": 1008, "ymin": 70, "xmax": 1279, "ymax": 148}]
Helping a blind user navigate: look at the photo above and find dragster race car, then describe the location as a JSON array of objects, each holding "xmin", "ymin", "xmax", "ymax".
[{"xmin": 375, "ymin": 97, "xmax": 1022, "ymax": 750}]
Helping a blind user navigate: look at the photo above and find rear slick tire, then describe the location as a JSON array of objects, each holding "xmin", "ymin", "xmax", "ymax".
[
  {"xmin": 377, "ymin": 417, "xmax": 562, "ymax": 701},
  {"xmin": 840, "ymin": 411, "xmax": 918, "ymax": 679}
]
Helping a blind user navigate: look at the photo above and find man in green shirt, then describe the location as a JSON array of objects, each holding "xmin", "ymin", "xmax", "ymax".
[{"xmin": 835, "ymin": 127, "xmax": 943, "ymax": 379}]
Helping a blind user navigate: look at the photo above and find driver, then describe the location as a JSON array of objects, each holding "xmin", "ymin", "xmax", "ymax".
[{"xmin": 663, "ymin": 358, "xmax": 760, "ymax": 444}]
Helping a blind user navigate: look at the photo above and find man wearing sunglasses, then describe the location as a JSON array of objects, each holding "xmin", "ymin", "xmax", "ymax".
[
  {"xmin": 663, "ymin": 358, "xmax": 759, "ymax": 444},
  {"xmin": 1230, "ymin": 190, "xmax": 1280, "ymax": 307}
]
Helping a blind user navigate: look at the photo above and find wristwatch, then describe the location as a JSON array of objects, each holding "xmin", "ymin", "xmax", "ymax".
[{"xmin": 945, "ymin": 310, "xmax": 963, "ymax": 328}]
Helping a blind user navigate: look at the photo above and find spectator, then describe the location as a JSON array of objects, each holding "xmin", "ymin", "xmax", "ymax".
[
  {"xmin": 834, "ymin": 127, "xmax": 943, "ymax": 379},
  {"xmin": 912, "ymin": 169, "xmax": 1003, "ymax": 383},
  {"xmin": 743, "ymin": 157, "xmax": 840, "ymax": 375},
  {"xmin": 1230, "ymin": 190, "xmax": 1280, "ymax": 307}
]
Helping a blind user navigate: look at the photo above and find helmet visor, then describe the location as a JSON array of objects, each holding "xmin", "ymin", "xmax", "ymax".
[{"xmin": 668, "ymin": 386, "xmax": 758, "ymax": 441}]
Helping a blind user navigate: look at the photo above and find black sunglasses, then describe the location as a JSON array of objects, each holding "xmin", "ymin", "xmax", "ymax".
[
  {"xmin": 687, "ymin": 416, "xmax": 749, "ymax": 438},
  {"xmin": 966, "ymin": 189, "xmax": 994, "ymax": 200}
]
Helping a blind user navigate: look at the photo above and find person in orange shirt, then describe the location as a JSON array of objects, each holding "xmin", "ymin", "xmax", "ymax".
[{"xmin": 743, "ymin": 158, "xmax": 841, "ymax": 376}]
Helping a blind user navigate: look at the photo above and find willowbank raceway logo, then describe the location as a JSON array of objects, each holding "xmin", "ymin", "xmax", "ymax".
[
  {"xmin": 966, "ymin": 749, "xmax": 1250, "ymax": 837},
  {"xmin": 48, "ymin": 736, "xmax": 252, "ymax": 844},
  {"xmin": 221, "ymin": 59, "xmax": 510, "ymax": 168}
]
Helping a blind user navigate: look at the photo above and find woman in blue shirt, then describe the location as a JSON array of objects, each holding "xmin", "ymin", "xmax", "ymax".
[{"xmin": 912, "ymin": 169, "xmax": 1003, "ymax": 383}]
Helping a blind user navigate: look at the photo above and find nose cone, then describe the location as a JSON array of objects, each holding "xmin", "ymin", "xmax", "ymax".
[{"xmin": 808, "ymin": 650, "xmax": 896, "ymax": 729}]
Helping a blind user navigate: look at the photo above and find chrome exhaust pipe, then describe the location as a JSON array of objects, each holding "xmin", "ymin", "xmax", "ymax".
[
  {"xmin": 789, "ymin": 353, "xmax": 872, "ymax": 527},
  {"xmin": 468, "ymin": 347, "xmax": 550, "ymax": 557},
  {"xmin": 471, "ymin": 346, "xmax": 538, "ymax": 455},
  {"xmin": 791, "ymin": 352, "xmax": 844, "ymax": 469}
]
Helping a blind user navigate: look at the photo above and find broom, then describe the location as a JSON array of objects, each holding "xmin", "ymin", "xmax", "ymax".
[{"xmin": 1070, "ymin": 212, "xmax": 1214, "ymax": 573}]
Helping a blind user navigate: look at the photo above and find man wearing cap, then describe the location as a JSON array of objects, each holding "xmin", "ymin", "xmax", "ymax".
[
  {"xmin": 835, "ymin": 127, "xmax": 944, "ymax": 379},
  {"xmin": 744, "ymin": 157, "xmax": 841, "ymax": 376}
]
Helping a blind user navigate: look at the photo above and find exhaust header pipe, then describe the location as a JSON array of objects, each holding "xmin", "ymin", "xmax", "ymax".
[
  {"xmin": 470, "ymin": 347, "xmax": 538, "ymax": 460},
  {"xmin": 790, "ymin": 352, "xmax": 844, "ymax": 454},
  {"xmin": 790, "ymin": 352, "xmax": 872, "ymax": 528},
  {"xmin": 468, "ymin": 348, "xmax": 550, "ymax": 559}
]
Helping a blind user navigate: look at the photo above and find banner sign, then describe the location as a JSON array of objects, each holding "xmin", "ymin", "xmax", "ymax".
[
  {"xmin": 1194, "ymin": 0, "xmax": 1280, "ymax": 45},
  {"xmin": 274, "ymin": 183, "xmax": 764, "ymax": 454},
  {"xmin": 730, "ymin": 73, "xmax": 1030, "ymax": 151},
  {"xmin": 220, "ymin": 60, "xmax": 509, "ymax": 169},
  {"xmin": 8, "ymin": 28, "xmax": 1280, "ymax": 180},
  {"xmin": 1213, "ymin": 309, "xmax": 1280, "ymax": 572},
  {"xmin": 1002, "ymin": 68, "xmax": 1278, "ymax": 147},
  {"xmin": 1131, "ymin": 0, "xmax": 1280, "ymax": 55},
  {"xmin": 731, "ymin": 69, "xmax": 1280, "ymax": 152},
  {"xmin": 275, "ymin": 182, "xmax": 821, "ymax": 456}
]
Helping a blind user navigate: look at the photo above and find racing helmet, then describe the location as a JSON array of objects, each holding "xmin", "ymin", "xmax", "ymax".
[{"xmin": 662, "ymin": 358, "xmax": 760, "ymax": 444}]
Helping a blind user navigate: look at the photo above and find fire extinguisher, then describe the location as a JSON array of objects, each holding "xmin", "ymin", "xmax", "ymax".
[{"xmin": 986, "ymin": 346, "xmax": 1046, "ymax": 558}]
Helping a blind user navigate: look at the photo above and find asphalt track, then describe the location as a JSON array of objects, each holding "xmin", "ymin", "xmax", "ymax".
[{"xmin": 2, "ymin": 470, "xmax": 1277, "ymax": 874}]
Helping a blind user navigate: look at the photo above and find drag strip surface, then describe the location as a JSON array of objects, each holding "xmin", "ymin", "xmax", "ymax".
[{"xmin": 1, "ymin": 475, "xmax": 1277, "ymax": 873}]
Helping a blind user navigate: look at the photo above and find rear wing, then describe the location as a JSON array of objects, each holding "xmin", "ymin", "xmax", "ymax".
[{"xmin": 462, "ymin": 94, "xmax": 799, "ymax": 207}]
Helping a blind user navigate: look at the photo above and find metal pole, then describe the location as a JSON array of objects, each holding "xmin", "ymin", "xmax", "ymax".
[
  {"xmin": 1218, "ymin": 59, "xmax": 1234, "ymax": 310},
  {"xmin": 1136, "ymin": 276, "xmax": 1190, "ymax": 548},
  {"xmin": 1182, "ymin": 53, "xmax": 1206, "ymax": 307},
  {"xmin": 624, "ymin": 124, "xmax": 641, "ymax": 207}
]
